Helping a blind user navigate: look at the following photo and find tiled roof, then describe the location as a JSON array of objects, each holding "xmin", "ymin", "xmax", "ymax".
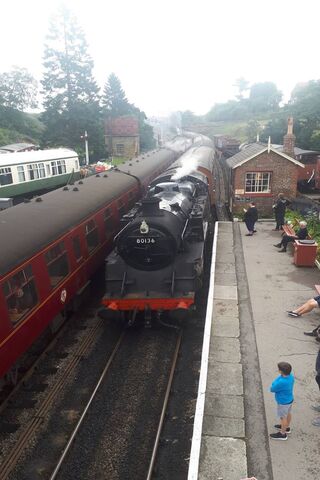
[
  {"xmin": 226, "ymin": 143, "xmax": 304, "ymax": 168},
  {"xmin": 226, "ymin": 143, "xmax": 266, "ymax": 168}
]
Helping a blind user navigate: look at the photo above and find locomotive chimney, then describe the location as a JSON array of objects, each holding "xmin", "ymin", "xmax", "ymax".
[
  {"xmin": 283, "ymin": 117, "xmax": 296, "ymax": 158},
  {"xmin": 141, "ymin": 197, "xmax": 161, "ymax": 216}
]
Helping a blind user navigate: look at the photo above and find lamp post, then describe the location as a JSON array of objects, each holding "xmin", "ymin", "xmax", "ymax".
[{"xmin": 80, "ymin": 131, "xmax": 89, "ymax": 165}]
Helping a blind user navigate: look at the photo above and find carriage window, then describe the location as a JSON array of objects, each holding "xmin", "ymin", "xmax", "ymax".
[
  {"xmin": 17, "ymin": 165, "xmax": 26, "ymax": 182},
  {"xmin": 27, "ymin": 163, "xmax": 46, "ymax": 180},
  {"xmin": 51, "ymin": 160, "xmax": 67, "ymax": 175},
  {"xmin": 104, "ymin": 208, "xmax": 115, "ymax": 239},
  {"xmin": 46, "ymin": 164, "xmax": 51, "ymax": 176},
  {"xmin": 0, "ymin": 167, "xmax": 13, "ymax": 186},
  {"xmin": 3, "ymin": 265, "xmax": 38, "ymax": 326},
  {"xmin": 85, "ymin": 219, "xmax": 99, "ymax": 253},
  {"xmin": 72, "ymin": 236, "xmax": 82, "ymax": 261},
  {"xmin": 45, "ymin": 241, "xmax": 69, "ymax": 288},
  {"xmin": 75, "ymin": 159, "xmax": 79, "ymax": 170},
  {"xmin": 117, "ymin": 199, "xmax": 126, "ymax": 217}
]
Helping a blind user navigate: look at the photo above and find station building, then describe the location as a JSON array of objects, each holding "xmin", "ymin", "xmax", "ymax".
[
  {"xmin": 104, "ymin": 116, "xmax": 140, "ymax": 158},
  {"xmin": 225, "ymin": 118, "xmax": 305, "ymax": 216}
]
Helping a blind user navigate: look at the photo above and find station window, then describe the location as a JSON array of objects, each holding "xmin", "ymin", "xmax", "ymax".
[
  {"xmin": 45, "ymin": 241, "xmax": 69, "ymax": 288},
  {"xmin": 104, "ymin": 208, "xmax": 115, "ymax": 239},
  {"xmin": 116, "ymin": 144, "xmax": 125, "ymax": 155},
  {"xmin": 245, "ymin": 172, "xmax": 271, "ymax": 193},
  {"xmin": 51, "ymin": 160, "xmax": 67, "ymax": 175},
  {"xmin": 0, "ymin": 167, "xmax": 13, "ymax": 186},
  {"xmin": 85, "ymin": 219, "xmax": 99, "ymax": 253},
  {"xmin": 72, "ymin": 236, "xmax": 82, "ymax": 261},
  {"xmin": 75, "ymin": 159, "xmax": 79, "ymax": 170},
  {"xmin": 3, "ymin": 265, "xmax": 38, "ymax": 326},
  {"xmin": 27, "ymin": 163, "xmax": 46, "ymax": 180},
  {"xmin": 17, "ymin": 165, "xmax": 26, "ymax": 182}
]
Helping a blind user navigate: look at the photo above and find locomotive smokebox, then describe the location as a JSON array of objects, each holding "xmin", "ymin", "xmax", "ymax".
[{"xmin": 141, "ymin": 197, "xmax": 162, "ymax": 216}]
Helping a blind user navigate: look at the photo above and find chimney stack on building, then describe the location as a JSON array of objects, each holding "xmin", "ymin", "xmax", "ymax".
[{"xmin": 283, "ymin": 117, "xmax": 296, "ymax": 158}]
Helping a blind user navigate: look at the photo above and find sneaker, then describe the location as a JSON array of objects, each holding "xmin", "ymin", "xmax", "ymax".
[
  {"xmin": 311, "ymin": 404, "xmax": 320, "ymax": 412},
  {"xmin": 273, "ymin": 243, "xmax": 282, "ymax": 248},
  {"xmin": 287, "ymin": 311, "xmax": 301, "ymax": 317},
  {"xmin": 270, "ymin": 431, "xmax": 288, "ymax": 440},
  {"xmin": 274, "ymin": 424, "xmax": 291, "ymax": 433},
  {"xmin": 278, "ymin": 248, "xmax": 286, "ymax": 253},
  {"xmin": 304, "ymin": 330, "xmax": 317, "ymax": 336},
  {"xmin": 312, "ymin": 417, "xmax": 320, "ymax": 427},
  {"xmin": 253, "ymin": 230, "xmax": 257, "ymax": 233},
  {"xmin": 245, "ymin": 234, "xmax": 253, "ymax": 236}
]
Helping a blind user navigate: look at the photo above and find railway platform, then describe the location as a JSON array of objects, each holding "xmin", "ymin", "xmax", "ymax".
[{"xmin": 189, "ymin": 220, "xmax": 320, "ymax": 480}]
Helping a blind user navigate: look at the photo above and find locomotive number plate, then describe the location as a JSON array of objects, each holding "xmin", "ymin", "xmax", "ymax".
[{"xmin": 136, "ymin": 238, "xmax": 156, "ymax": 244}]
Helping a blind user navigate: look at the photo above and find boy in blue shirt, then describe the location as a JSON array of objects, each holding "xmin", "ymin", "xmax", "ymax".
[{"xmin": 269, "ymin": 362, "xmax": 294, "ymax": 440}]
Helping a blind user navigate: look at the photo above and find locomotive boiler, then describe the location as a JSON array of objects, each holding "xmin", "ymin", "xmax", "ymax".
[{"xmin": 101, "ymin": 144, "xmax": 215, "ymax": 325}]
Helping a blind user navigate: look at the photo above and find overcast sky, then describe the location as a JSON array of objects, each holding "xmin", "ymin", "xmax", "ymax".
[{"xmin": 2, "ymin": 0, "xmax": 319, "ymax": 117}]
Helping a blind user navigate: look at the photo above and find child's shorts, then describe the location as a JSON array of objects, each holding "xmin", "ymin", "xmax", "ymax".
[{"xmin": 277, "ymin": 402, "xmax": 293, "ymax": 418}]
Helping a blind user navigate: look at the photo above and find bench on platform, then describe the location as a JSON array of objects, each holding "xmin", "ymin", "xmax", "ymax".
[{"xmin": 280, "ymin": 223, "xmax": 318, "ymax": 266}]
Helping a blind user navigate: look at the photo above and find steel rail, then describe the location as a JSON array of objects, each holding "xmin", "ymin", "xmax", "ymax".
[
  {"xmin": 146, "ymin": 331, "xmax": 182, "ymax": 480},
  {"xmin": 0, "ymin": 316, "xmax": 104, "ymax": 480},
  {"xmin": 49, "ymin": 330, "xmax": 126, "ymax": 480}
]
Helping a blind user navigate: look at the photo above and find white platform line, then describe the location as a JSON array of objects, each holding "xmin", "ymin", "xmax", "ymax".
[{"xmin": 187, "ymin": 221, "xmax": 219, "ymax": 480}]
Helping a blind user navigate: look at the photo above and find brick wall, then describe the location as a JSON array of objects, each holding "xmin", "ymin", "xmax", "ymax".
[
  {"xmin": 232, "ymin": 151, "xmax": 299, "ymax": 216},
  {"xmin": 107, "ymin": 136, "xmax": 139, "ymax": 158},
  {"xmin": 105, "ymin": 116, "xmax": 139, "ymax": 136}
]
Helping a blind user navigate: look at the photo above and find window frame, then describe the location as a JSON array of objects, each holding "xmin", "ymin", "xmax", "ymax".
[
  {"xmin": 245, "ymin": 171, "xmax": 272, "ymax": 193},
  {"xmin": 0, "ymin": 167, "xmax": 13, "ymax": 186}
]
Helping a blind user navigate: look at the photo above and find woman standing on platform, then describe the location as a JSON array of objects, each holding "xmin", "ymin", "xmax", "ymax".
[{"xmin": 243, "ymin": 202, "xmax": 258, "ymax": 236}]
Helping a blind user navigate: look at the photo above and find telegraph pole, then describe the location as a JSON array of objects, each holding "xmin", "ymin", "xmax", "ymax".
[{"xmin": 81, "ymin": 131, "xmax": 89, "ymax": 165}]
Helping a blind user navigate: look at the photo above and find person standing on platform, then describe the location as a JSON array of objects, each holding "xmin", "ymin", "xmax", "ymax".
[
  {"xmin": 310, "ymin": 349, "xmax": 320, "ymax": 426},
  {"xmin": 243, "ymin": 202, "xmax": 258, "ymax": 236},
  {"xmin": 272, "ymin": 193, "xmax": 290, "ymax": 231},
  {"xmin": 269, "ymin": 361, "xmax": 294, "ymax": 440}
]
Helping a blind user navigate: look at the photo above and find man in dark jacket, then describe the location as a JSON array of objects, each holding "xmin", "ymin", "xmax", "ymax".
[
  {"xmin": 274, "ymin": 220, "xmax": 308, "ymax": 252},
  {"xmin": 244, "ymin": 202, "xmax": 258, "ymax": 236},
  {"xmin": 273, "ymin": 193, "xmax": 290, "ymax": 230}
]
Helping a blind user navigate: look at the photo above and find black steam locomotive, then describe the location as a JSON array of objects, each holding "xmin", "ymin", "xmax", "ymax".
[{"xmin": 101, "ymin": 143, "xmax": 215, "ymax": 326}]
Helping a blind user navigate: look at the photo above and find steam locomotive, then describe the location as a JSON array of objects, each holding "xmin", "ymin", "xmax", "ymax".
[{"xmin": 101, "ymin": 142, "xmax": 215, "ymax": 325}]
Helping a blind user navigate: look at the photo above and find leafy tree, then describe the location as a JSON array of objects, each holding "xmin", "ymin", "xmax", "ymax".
[
  {"xmin": 102, "ymin": 73, "xmax": 155, "ymax": 151},
  {"xmin": 233, "ymin": 77, "xmax": 250, "ymax": 100},
  {"xmin": 245, "ymin": 119, "xmax": 260, "ymax": 142},
  {"xmin": 41, "ymin": 6, "xmax": 105, "ymax": 158},
  {"xmin": 0, "ymin": 67, "xmax": 38, "ymax": 111},
  {"xmin": 101, "ymin": 73, "xmax": 131, "ymax": 117},
  {"xmin": 249, "ymin": 82, "xmax": 282, "ymax": 113},
  {"xmin": 260, "ymin": 115, "xmax": 288, "ymax": 144},
  {"xmin": 180, "ymin": 110, "xmax": 197, "ymax": 128}
]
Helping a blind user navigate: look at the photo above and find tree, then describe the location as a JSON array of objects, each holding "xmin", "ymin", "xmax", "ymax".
[
  {"xmin": 180, "ymin": 110, "xmax": 198, "ymax": 128},
  {"xmin": 233, "ymin": 77, "xmax": 250, "ymax": 100},
  {"xmin": 41, "ymin": 6, "xmax": 105, "ymax": 158},
  {"xmin": 249, "ymin": 82, "xmax": 282, "ymax": 113},
  {"xmin": 0, "ymin": 67, "xmax": 38, "ymax": 111},
  {"xmin": 101, "ymin": 73, "xmax": 131, "ymax": 117},
  {"xmin": 102, "ymin": 73, "xmax": 155, "ymax": 151},
  {"xmin": 245, "ymin": 119, "xmax": 260, "ymax": 143}
]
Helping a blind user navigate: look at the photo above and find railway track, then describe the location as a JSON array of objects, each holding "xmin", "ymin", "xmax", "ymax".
[{"xmin": 0, "ymin": 313, "xmax": 106, "ymax": 480}]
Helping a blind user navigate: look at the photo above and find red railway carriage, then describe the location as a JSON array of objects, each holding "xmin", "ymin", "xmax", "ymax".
[{"xmin": 0, "ymin": 147, "xmax": 177, "ymax": 379}]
